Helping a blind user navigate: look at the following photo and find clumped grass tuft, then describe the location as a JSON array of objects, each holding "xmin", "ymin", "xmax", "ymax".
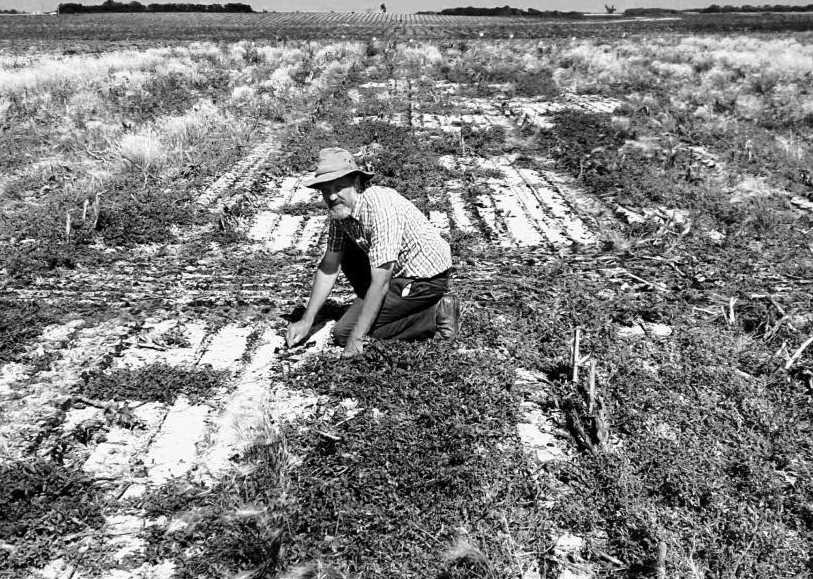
[
  {"xmin": 118, "ymin": 130, "xmax": 168, "ymax": 173},
  {"xmin": 439, "ymin": 536, "xmax": 498, "ymax": 579}
]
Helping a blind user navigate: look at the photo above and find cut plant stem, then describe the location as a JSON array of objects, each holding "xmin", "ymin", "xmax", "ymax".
[
  {"xmin": 571, "ymin": 327, "xmax": 581, "ymax": 384},
  {"xmin": 620, "ymin": 269, "xmax": 667, "ymax": 292},
  {"xmin": 784, "ymin": 335, "xmax": 813, "ymax": 371},
  {"xmin": 587, "ymin": 360, "xmax": 596, "ymax": 415},
  {"xmin": 656, "ymin": 541, "xmax": 667, "ymax": 579}
]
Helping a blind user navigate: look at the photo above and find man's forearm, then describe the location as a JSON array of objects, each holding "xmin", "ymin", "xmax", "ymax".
[
  {"xmin": 302, "ymin": 267, "xmax": 338, "ymax": 323},
  {"xmin": 349, "ymin": 278, "xmax": 389, "ymax": 340}
]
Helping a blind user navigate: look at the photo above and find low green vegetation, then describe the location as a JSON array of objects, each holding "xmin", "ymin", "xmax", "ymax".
[
  {"xmin": 80, "ymin": 363, "xmax": 228, "ymax": 404},
  {"xmin": 0, "ymin": 460, "xmax": 105, "ymax": 570}
]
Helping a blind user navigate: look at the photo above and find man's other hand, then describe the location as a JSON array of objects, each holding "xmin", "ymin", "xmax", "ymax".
[
  {"xmin": 342, "ymin": 337, "xmax": 365, "ymax": 358},
  {"xmin": 286, "ymin": 320, "xmax": 312, "ymax": 348}
]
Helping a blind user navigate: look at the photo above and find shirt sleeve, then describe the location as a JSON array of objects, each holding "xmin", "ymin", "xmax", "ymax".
[
  {"xmin": 367, "ymin": 197, "xmax": 403, "ymax": 268},
  {"xmin": 326, "ymin": 218, "xmax": 345, "ymax": 253}
]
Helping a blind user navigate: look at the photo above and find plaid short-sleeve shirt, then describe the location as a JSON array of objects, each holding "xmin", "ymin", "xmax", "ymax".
[{"xmin": 326, "ymin": 186, "xmax": 452, "ymax": 279}]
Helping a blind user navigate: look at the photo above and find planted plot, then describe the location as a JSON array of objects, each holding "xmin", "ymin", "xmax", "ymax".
[{"xmin": 1, "ymin": 32, "xmax": 811, "ymax": 578}]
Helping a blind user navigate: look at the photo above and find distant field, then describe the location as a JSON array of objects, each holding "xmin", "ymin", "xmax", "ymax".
[{"xmin": 0, "ymin": 10, "xmax": 812, "ymax": 47}]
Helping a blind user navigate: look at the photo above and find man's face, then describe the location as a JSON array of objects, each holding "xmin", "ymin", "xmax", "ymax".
[{"xmin": 319, "ymin": 175, "xmax": 358, "ymax": 221}]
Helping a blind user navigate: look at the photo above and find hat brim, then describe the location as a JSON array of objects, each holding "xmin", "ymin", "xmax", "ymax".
[{"xmin": 303, "ymin": 168, "xmax": 374, "ymax": 189}]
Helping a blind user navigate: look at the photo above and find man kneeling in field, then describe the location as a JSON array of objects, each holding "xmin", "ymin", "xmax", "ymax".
[{"xmin": 286, "ymin": 147, "xmax": 460, "ymax": 358}]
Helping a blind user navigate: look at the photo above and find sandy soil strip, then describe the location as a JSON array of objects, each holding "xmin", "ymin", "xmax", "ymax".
[
  {"xmin": 514, "ymin": 369, "xmax": 595, "ymax": 579},
  {"xmin": 268, "ymin": 215, "xmax": 305, "ymax": 252},
  {"xmin": 474, "ymin": 193, "xmax": 512, "ymax": 247},
  {"xmin": 36, "ymin": 556, "xmax": 174, "ymax": 579},
  {"xmin": 198, "ymin": 324, "xmax": 334, "ymax": 484},
  {"xmin": 509, "ymin": 182, "xmax": 572, "ymax": 246},
  {"xmin": 145, "ymin": 396, "xmax": 211, "ymax": 485},
  {"xmin": 197, "ymin": 138, "xmax": 279, "ymax": 210},
  {"xmin": 267, "ymin": 175, "xmax": 301, "ymax": 211},
  {"xmin": 247, "ymin": 210, "xmax": 281, "ymax": 242},
  {"xmin": 0, "ymin": 319, "xmax": 133, "ymax": 464},
  {"xmin": 429, "ymin": 210, "xmax": 451, "ymax": 236},
  {"xmin": 791, "ymin": 196, "xmax": 813, "ymax": 212},
  {"xmin": 488, "ymin": 183, "xmax": 545, "ymax": 246},
  {"xmin": 197, "ymin": 324, "xmax": 253, "ymax": 371},
  {"xmin": 288, "ymin": 180, "xmax": 318, "ymax": 206},
  {"xmin": 515, "ymin": 167, "xmax": 597, "ymax": 246},
  {"xmin": 447, "ymin": 183, "xmax": 476, "ymax": 234},
  {"xmin": 474, "ymin": 156, "xmax": 570, "ymax": 247},
  {"xmin": 197, "ymin": 330, "xmax": 285, "ymax": 482},
  {"xmin": 82, "ymin": 402, "xmax": 167, "ymax": 479},
  {"xmin": 506, "ymin": 93, "xmax": 623, "ymax": 129},
  {"xmin": 434, "ymin": 161, "xmax": 476, "ymax": 236},
  {"xmin": 534, "ymin": 165, "xmax": 609, "ymax": 223},
  {"xmin": 564, "ymin": 93, "xmax": 623, "ymax": 114},
  {"xmin": 295, "ymin": 216, "xmax": 327, "ymax": 253},
  {"xmin": 112, "ymin": 321, "xmax": 207, "ymax": 370}
]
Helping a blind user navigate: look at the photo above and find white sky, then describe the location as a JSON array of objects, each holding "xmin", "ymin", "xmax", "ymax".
[{"xmin": 2, "ymin": 0, "xmax": 811, "ymax": 12}]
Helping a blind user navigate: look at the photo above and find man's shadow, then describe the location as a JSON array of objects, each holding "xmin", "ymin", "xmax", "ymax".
[{"xmin": 280, "ymin": 299, "xmax": 349, "ymax": 345}]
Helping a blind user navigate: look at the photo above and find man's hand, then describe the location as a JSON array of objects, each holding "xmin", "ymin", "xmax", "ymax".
[
  {"xmin": 342, "ymin": 337, "xmax": 365, "ymax": 358},
  {"xmin": 286, "ymin": 319, "xmax": 312, "ymax": 348}
]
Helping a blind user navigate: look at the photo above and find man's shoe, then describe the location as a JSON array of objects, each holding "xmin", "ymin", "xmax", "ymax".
[{"xmin": 434, "ymin": 294, "xmax": 460, "ymax": 340}]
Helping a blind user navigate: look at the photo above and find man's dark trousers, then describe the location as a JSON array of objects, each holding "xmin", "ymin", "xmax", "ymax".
[{"xmin": 333, "ymin": 241, "xmax": 449, "ymax": 345}]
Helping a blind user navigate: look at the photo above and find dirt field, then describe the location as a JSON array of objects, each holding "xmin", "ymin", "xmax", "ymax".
[{"xmin": 1, "ymin": 17, "xmax": 812, "ymax": 579}]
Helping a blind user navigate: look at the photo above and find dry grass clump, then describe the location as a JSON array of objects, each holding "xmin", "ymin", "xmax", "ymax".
[
  {"xmin": 310, "ymin": 60, "xmax": 353, "ymax": 94},
  {"xmin": 545, "ymin": 34, "xmax": 813, "ymax": 130},
  {"xmin": 439, "ymin": 536, "xmax": 498, "ymax": 578},
  {"xmin": 158, "ymin": 99, "xmax": 221, "ymax": 149},
  {"xmin": 0, "ymin": 50, "xmax": 166, "ymax": 96},
  {"xmin": 257, "ymin": 45, "xmax": 307, "ymax": 67},
  {"xmin": 397, "ymin": 43, "xmax": 445, "ymax": 68},
  {"xmin": 262, "ymin": 65, "xmax": 298, "ymax": 93},
  {"xmin": 117, "ymin": 129, "xmax": 168, "ymax": 172},
  {"xmin": 313, "ymin": 41, "xmax": 365, "ymax": 69}
]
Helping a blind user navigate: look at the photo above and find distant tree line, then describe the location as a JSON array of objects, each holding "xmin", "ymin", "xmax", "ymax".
[
  {"xmin": 418, "ymin": 6, "xmax": 584, "ymax": 18},
  {"xmin": 697, "ymin": 4, "xmax": 813, "ymax": 12},
  {"xmin": 625, "ymin": 4, "xmax": 813, "ymax": 14},
  {"xmin": 58, "ymin": 0, "xmax": 253, "ymax": 13},
  {"xmin": 622, "ymin": 8, "xmax": 682, "ymax": 15},
  {"xmin": 420, "ymin": 3, "xmax": 813, "ymax": 17},
  {"xmin": 0, "ymin": 8, "xmax": 22, "ymax": 13}
]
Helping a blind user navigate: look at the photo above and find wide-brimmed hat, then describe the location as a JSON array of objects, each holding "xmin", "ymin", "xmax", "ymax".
[{"xmin": 303, "ymin": 147, "xmax": 374, "ymax": 189}]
